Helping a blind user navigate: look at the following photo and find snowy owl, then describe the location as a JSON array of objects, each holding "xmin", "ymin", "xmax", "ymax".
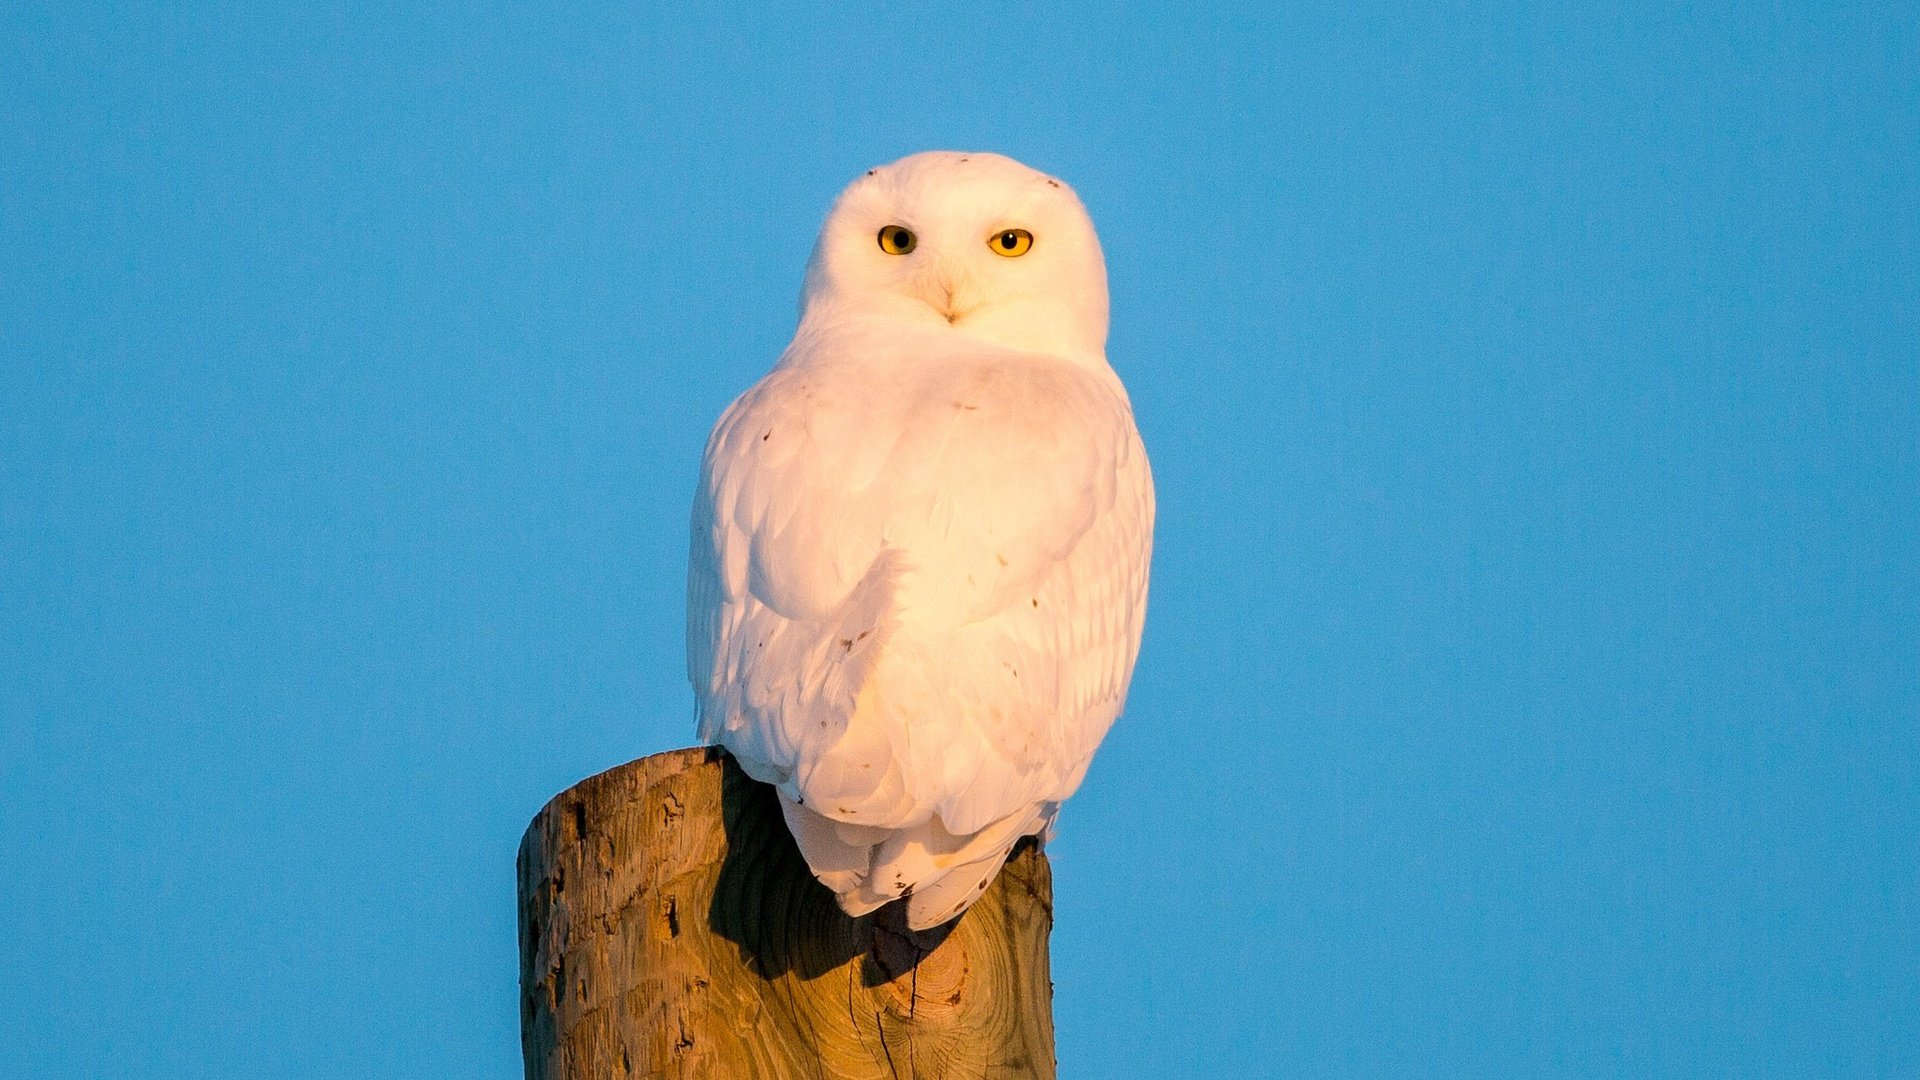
[{"xmin": 686, "ymin": 151, "xmax": 1153, "ymax": 930}]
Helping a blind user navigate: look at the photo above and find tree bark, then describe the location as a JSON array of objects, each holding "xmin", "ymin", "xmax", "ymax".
[{"xmin": 517, "ymin": 746, "xmax": 1057, "ymax": 1079}]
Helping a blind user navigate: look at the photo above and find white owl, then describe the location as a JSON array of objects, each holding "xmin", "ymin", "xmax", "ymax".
[{"xmin": 687, "ymin": 151, "xmax": 1153, "ymax": 930}]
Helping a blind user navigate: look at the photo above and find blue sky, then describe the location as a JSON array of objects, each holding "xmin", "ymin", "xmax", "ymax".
[{"xmin": 3, "ymin": 4, "xmax": 1915, "ymax": 1077}]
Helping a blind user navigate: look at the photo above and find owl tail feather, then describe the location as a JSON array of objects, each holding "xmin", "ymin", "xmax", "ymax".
[{"xmin": 777, "ymin": 791, "xmax": 1058, "ymax": 930}]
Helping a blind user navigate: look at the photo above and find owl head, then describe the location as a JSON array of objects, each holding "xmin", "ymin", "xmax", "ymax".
[{"xmin": 799, "ymin": 151, "xmax": 1110, "ymax": 362}]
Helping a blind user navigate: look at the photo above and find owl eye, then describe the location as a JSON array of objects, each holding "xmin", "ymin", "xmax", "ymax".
[
  {"xmin": 988, "ymin": 228, "xmax": 1033, "ymax": 257},
  {"xmin": 877, "ymin": 225, "xmax": 916, "ymax": 255}
]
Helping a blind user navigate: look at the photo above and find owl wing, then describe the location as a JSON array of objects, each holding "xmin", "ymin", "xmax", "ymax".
[
  {"xmin": 687, "ymin": 365, "xmax": 893, "ymax": 795},
  {"xmin": 872, "ymin": 363, "xmax": 1151, "ymax": 840},
  {"xmin": 944, "ymin": 409, "xmax": 1153, "ymax": 817}
]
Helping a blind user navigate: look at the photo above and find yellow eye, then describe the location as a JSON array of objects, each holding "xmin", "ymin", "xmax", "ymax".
[
  {"xmin": 988, "ymin": 228, "xmax": 1033, "ymax": 257},
  {"xmin": 877, "ymin": 225, "xmax": 916, "ymax": 255}
]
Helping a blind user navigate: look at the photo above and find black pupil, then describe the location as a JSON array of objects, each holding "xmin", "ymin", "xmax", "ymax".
[
  {"xmin": 1000, "ymin": 232, "xmax": 1016, "ymax": 248},
  {"xmin": 890, "ymin": 229, "xmax": 907, "ymax": 249}
]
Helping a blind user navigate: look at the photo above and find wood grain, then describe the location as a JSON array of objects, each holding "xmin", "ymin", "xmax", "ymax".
[{"xmin": 517, "ymin": 746, "xmax": 1057, "ymax": 1079}]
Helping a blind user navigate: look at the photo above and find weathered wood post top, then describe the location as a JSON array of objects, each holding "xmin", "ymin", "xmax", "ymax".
[{"xmin": 516, "ymin": 746, "xmax": 1058, "ymax": 1079}]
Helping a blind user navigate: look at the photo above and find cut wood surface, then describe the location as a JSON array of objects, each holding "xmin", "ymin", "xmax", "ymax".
[{"xmin": 517, "ymin": 746, "xmax": 1057, "ymax": 1079}]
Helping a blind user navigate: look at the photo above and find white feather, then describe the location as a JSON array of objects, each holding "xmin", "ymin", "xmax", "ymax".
[{"xmin": 687, "ymin": 151, "xmax": 1153, "ymax": 929}]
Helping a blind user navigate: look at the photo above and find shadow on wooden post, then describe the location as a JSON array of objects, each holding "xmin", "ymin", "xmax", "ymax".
[{"xmin": 517, "ymin": 746, "xmax": 1057, "ymax": 1079}]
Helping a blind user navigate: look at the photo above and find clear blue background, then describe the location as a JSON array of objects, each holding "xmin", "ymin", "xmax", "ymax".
[{"xmin": 4, "ymin": 4, "xmax": 1915, "ymax": 1077}]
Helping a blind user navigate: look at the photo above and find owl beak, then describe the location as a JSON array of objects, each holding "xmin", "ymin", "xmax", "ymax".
[{"xmin": 922, "ymin": 263, "xmax": 970, "ymax": 324}]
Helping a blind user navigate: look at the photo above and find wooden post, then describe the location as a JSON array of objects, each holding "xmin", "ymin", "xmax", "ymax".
[{"xmin": 517, "ymin": 746, "xmax": 1057, "ymax": 1079}]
